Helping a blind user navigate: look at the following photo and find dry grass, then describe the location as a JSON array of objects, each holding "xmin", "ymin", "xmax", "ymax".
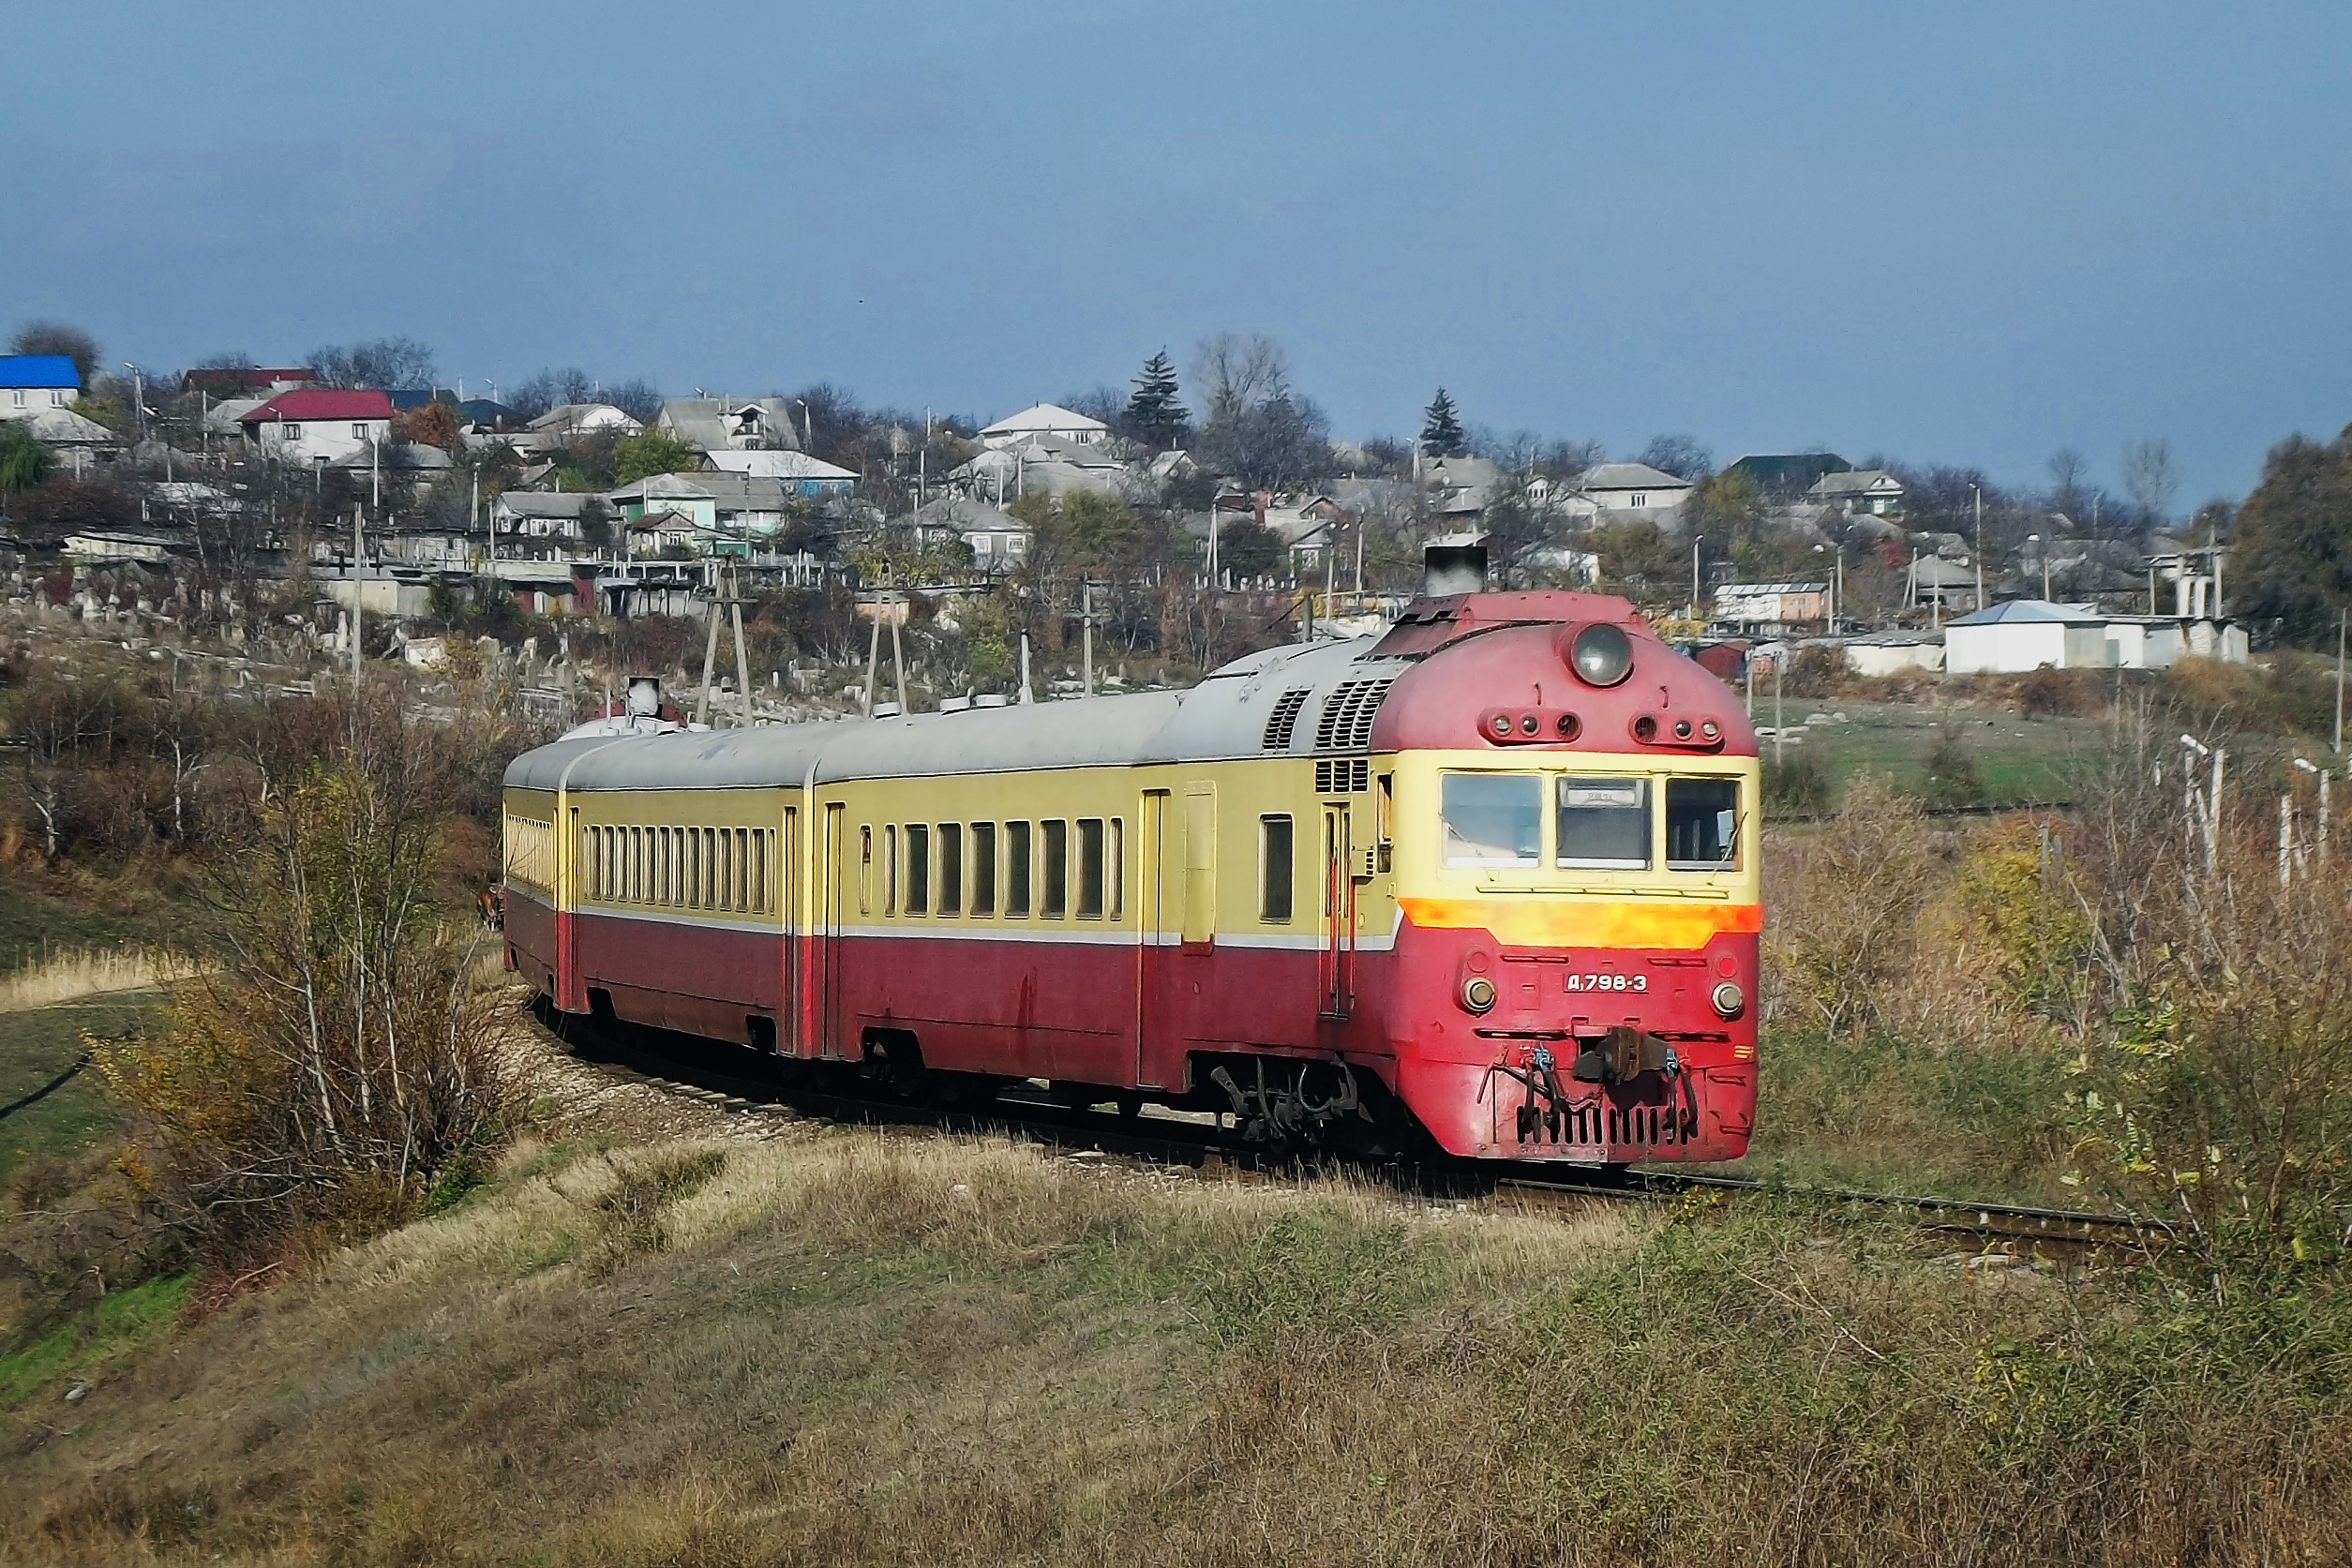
[
  {"xmin": 0, "ymin": 948, "xmax": 199, "ymax": 1014},
  {"xmin": 7, "ymin": 1123, "xmax": 2351, "ymax": 1565}
]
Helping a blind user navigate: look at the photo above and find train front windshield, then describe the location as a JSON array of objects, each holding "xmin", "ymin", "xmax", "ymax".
[{"xmin": 1439, "ymin": 770, "xmax": 1744, "ymax": 874}]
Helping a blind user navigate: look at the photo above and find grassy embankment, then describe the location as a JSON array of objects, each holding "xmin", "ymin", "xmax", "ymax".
[{"xmin": 7, "ymin": 1127, "xmax": 2351, "ymax": 1566}]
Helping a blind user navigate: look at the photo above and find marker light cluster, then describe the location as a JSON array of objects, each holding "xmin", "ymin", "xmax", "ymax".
[{"xmin": 1477, "ymin": 708, "xmax": 1582, "ymax": 745}]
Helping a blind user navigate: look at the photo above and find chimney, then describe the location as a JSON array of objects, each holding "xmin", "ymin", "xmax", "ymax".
[{"xmin": 1423, "ymin": 536, "xmax": 1489, "ymax": 597}]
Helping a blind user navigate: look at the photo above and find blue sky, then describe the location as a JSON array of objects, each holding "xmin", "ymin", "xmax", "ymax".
[{"xmin": 5, "ymin": 1, "xmax": 2346, "ymax": 504}]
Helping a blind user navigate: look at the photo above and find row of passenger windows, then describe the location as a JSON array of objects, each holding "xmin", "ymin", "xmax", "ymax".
[
  {"xmin": 865, "ymin": 818, "xmax": 1125, "ymax": 920},
  {"xmin": 503, "ymin": 814, "xmax": 554, "ymax": 891},
  {"xmin": 584, "ymin": 823, "xmax": 776, "ymax": 915}
]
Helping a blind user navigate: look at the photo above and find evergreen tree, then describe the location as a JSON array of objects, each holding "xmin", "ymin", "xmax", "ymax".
[
  {"xmin": 1123, "ymin": 350, "xmax": 1188, "ymax": 449},
  {"xmin": 1420, "ymin": 387, "xmax": 1467, "ymax": 456}
]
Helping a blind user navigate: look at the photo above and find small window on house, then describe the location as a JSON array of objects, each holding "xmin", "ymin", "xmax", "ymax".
[
  {"xmin": 1260, "ymin": 815, "xmax": 1296, "ymax": 923},
  {"xmin": 1077, "ymin": 819, "xmax": 1106, "ymax": 918},
  {"xmin": 352, "ymin": 423, "xmax": 367, "ymax": 440},
  {"xmin": 905, "ymin": 825, "xmax": 930, "ymax": 915},
  {"xmin": 9, "ymin": 391, "xmax": 22, "ymax": 408},
  {"xmin": 1632, "ymin": 493, "xmax": 1646, "ymax": 506},
  {"xmin": 1006, "ymin": 822, "xmax": 1032, "ymax": 916},
  {"xmin": 971, "ymin": 823, "xmax": 996, "ymax": 916},
  {"xmin": 938, "ymin": 824, "xmax": 963, "ymax": 916},
  {"xmin": 283, "ymin": 422, "xmax": 302, "ymax": 441}
]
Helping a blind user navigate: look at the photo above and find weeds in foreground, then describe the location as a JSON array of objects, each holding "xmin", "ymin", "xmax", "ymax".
[{"xmin": 13, "ymin": 1134, "xmax": 2349, "ymax": 1566}]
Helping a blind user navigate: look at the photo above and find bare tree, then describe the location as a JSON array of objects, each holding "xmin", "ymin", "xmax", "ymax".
[
  {"xmin": 9, "ymin": 320, "xmax": 100, "ymax": 384},
  {"xmin": 1191, "ymin": 332, "xmax": 1290, "ymax": 424},
  {"xmin": 309, "ymin": 336, "xmax": 438, "ymax": 391},
  {"xmin": 1636, "ymin": 434, "xmax": 1715, "ymax": 480},
  {"xmin": 2122, "ymin": 439, "xmax": 2180, "ymax": 525}
]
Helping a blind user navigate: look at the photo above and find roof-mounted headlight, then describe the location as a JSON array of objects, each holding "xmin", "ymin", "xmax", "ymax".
[{"xmin": 1567, "ymin": 622, "xmax": 1633, "ymax": 687}]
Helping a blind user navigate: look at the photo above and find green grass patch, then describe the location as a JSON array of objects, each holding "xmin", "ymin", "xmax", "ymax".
[
  {"xmin": 1706, "ymin": 1026, "xmax": 2076, "ymax": 1202},
  {"xmin": 0, "ymin": 871, "xmax": 153, "ymax": 975},
  {"xmin": 0, "ymin": 996, "xmax": 157, "ymax": 1190},
  {"xmin": 1762, "ymin": 701, "xmax": 2106, "ymax": 807},
  {"xmin": 0, "ymin": 1270, "xmax": 192, "ymax": 1412}
]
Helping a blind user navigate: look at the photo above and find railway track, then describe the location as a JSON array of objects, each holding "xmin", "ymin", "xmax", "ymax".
[{"xmin": 532, "ymin": 1007, "xmax": 2173, "ymax": 1262}]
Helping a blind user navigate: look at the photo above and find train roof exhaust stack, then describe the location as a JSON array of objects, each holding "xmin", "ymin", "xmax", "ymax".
[{"xmin": 1423, "ymin": 532, "xmax": 1490, "ymax": 597}]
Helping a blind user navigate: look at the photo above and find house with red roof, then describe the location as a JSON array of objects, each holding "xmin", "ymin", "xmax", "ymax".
[{"xmin": 236, "ymin": 389, "xmax": 395, "ymax": 465}]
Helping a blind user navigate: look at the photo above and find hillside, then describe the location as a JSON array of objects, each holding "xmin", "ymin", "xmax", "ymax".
[{"xmin": 6, "ymin": 1104, "xmax": 2349, "ymax": 1565}]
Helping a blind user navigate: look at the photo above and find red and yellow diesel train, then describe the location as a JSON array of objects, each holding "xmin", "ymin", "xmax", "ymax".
[{"xmin": 502, "ymin": 588, "xmax": 1760, "ymax": 1164}]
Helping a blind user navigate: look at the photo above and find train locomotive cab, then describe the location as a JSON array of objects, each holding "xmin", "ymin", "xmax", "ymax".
[{"xmin": 1367, "ymin": 593, "xmax": 1760, "ymax": 1165}]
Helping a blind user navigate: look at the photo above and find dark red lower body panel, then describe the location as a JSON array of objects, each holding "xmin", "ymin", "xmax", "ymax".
[{"xmin": 505, "ymin": 893, "xmax": 1758, "ymax": 1164}]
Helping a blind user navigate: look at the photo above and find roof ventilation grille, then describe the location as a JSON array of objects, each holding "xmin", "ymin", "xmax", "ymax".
[
  {"xmin": 1313, "ymin": 677, "xmax": 1397, "ymax": 753},
  {"xmin": 1261, "ymin": 687, "xmax": 1312, "ymax": 751}
]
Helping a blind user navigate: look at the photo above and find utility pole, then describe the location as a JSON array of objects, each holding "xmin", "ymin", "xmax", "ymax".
[
  {"xmin": 1773, "ymin": 652, "xmax": 1784, "ymax": 767},
  {"xmin": 1970, "ymin": 483, "xmax": 1983, "ymax": 612},
  {"xmin": 1081, "ymin": 580, "xmax": 1095, "ymax": 695},
  {"xmin": 2336, "ymin": 608, "xmax": 2345, "ymax": 756},
  {"xmin": 888, "ymin": 585, "xmax": 908, "ymax": 714},
  {"xmin": 351, "ymin": 501, "xmax": 365, "ymax": 689}
]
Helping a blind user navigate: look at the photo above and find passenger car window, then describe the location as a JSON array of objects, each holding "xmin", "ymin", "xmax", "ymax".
[
  {"xmin": 1666, "ymin": 777, "xmax": 1741, "ymax": 870},
  {"xmin": 1260, "ymin": 814, "xmax": 1295, "ymax": 920},
  {"xmin": 971, "ymin": 823, "xmax": 996, "ymax": 915},
  {"xmin": 905, "ymin": 825, "xmax": 930, "ymax": 915},
  {"xmin": 1556, "ymin": 777, "xmax": 1652, "ymax": 870},
  {"xmin": 1441, "ymin": 774, "xmax": 1541, "ymax": 866},
  {"xmin": 1076, "ymin": 819, "xmax": 1105, "ymax": 918},
  {"xmin": 1041, "ymin": 820, "xmax": 1068, "ymax": 918},
  {"xmin": 1006, "ymin": 822, "xmax": 1032, "ymax": 916}
]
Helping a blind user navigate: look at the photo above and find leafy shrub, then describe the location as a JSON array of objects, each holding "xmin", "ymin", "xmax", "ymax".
[
  {"xmin": 1762, "ymin": 748, "xmax": 1833, "ymax": 814},
  {"xmin": 1920, "ymin": 722, "xmax": 1984, "ymax": 810}
]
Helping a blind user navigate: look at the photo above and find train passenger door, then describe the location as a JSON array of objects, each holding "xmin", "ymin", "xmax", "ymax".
[
  {"xmin": 1134, "ymin": 790, "xmax": 1173, "ymax": 1087},
  {"xmin": 1319, "ymin": 803, "xmax": 1356, "ymax": 1021},
  {"xmin": 778, "ymin": 805, "xmax": 800, "ymax": 1052},
  {"xmin": 816, "ymin": 802, "xmax": 846, "ymax": 1059}
]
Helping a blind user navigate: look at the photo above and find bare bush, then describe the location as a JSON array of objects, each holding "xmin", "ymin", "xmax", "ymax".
[{"xmin": 91, "ymin": 702, "xmax": 517, "ymax": 1266}]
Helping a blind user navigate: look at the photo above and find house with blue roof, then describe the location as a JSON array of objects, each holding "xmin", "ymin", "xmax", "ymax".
[{"xmin": 0, "ymin": 355, "xmax": 81, "ymax": 421}]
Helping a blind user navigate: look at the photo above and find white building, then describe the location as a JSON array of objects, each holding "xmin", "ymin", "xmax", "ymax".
[
  {"xmin": 0, "ymin": 354, "xmax": 79, "ymax": 420},
  {"xmin": 1944, "ymin": 599, "xmax": 2248, "ymax": 673},
  {"xmin": 657, "ymin": 397, "xmax": 800, "ymax": 453},
  {"xmin": 516, "ymin": 402, "xmax": 643, "ymax": 452},
  {"xmin": 1560, "ymin": 463, "xmax": 1695, "ymax": 529},
  {"xmin": 237, "ymin": 389, "xmax": 395, "ymax": 465},
  {"xmin": 1807, "ymin": 468, "xmax": 1905, "ymax": 516},
  {"xmin": 978, "ymin": 402, "xmax": 1111, "ymax": 451}
]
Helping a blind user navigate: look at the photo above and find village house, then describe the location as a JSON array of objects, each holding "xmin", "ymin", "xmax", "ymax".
[
  {"xmin": 1560, "ymin": 463, "xmax": 1695, "ymax": 528},
  {"xmin": 514, "ymin": 402, "xmax": 642, "ymax": 454},
  {"xmin": 911, "ymin": 493, "xmax": 1026, "ymax": 569},
  {"xmin": 607, "ymin": 471, "xmax": 797, "ymax": 550},
  {"xmin": 1807, "ymin": 468, "xmax": 1905, "ymax": 516},
  {"xmin": 702, "ymin": 448, "xmax": 858, "ymax": 494},
  {"xmin": 0, "ymin": 354, "xmax": 81, "ymax": 419},
  {"xmin": 977, "ymin": 402, "xmax": 1111, "ymax": 450},
  {"xmin": 237, "ymin": 389, "xmax": 396, "ymax": 465},
  {"xmin": 492, "ymin": 491, "xmax": 595, "ymax": 544},
  {"xmin": 658, "ymin": 397, "xmax": 801, "ymax": 452}
]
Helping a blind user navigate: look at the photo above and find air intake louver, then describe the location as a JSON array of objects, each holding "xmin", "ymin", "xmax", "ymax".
[
  {"xmin": 1313, "ymin": 678, "xmax": 1396, "ymax": 753},
  {"xmin": 1261, "ymin": 687, "xmax": 1312, "ymax": 750}
]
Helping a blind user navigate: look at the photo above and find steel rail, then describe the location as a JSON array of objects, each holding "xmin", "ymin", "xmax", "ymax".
[{"xmin": 535, "ymin": 1008, "xmax": 2173, "ymax": 1255}]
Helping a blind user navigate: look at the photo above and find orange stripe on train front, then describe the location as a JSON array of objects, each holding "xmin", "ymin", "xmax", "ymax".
[{"xmin": 1400, "ymin": 897, "xmax": 1761, "ymax": 949}]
